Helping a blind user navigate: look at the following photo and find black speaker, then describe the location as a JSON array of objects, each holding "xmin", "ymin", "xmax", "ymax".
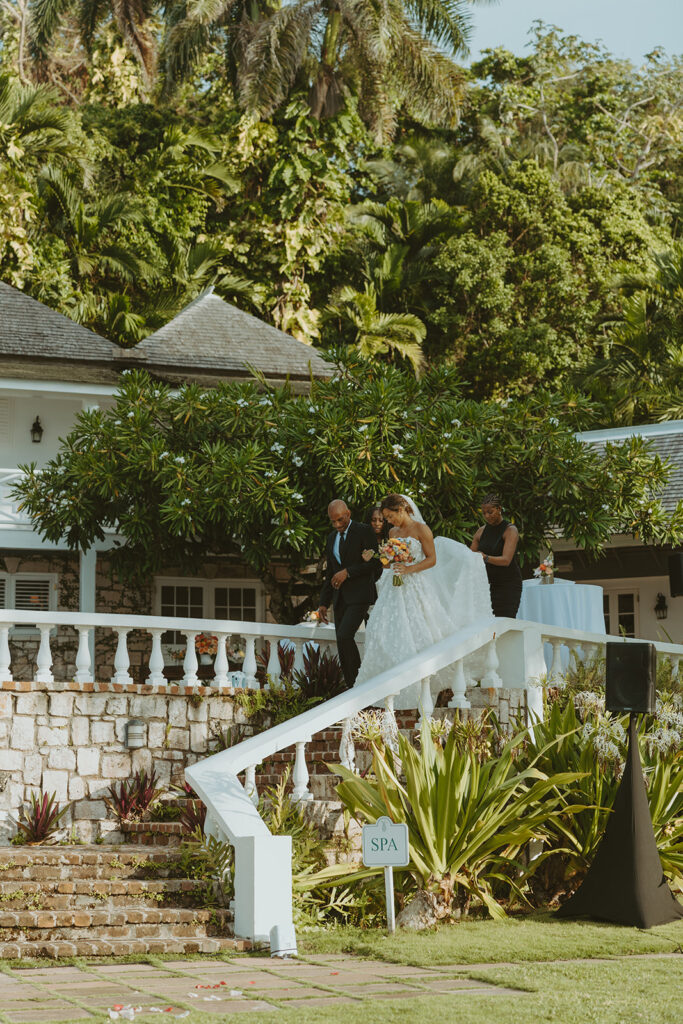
[
  {"xmin": 668, "ymin": 553, "xmax": 683, "ymax": 597},
  {"xmin": 605, "ymin": 642, "xmax": 656, "ymax": 714}
]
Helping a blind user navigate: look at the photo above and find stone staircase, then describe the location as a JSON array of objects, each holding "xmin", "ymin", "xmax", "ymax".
[{"xmin": 0, "ymin": 845, "xmax": 245, "ymax": 959}]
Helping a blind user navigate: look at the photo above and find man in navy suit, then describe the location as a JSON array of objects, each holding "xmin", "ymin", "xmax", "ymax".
[{"xmin": 317, "ymin": 499, "xmax": 380, "ymax": 686}]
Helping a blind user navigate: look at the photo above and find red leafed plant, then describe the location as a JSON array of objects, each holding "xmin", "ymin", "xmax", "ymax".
[
  {"xmin": 181, "ymin": 798, "xmax": 207, "ymax": 835},
  {"xmin": 104, "ymin": 769, "xmax": 162, "ymax": 822},
  {"xmin": 15, "ymin": 791, "xmax": 70, "ymax": 845}
]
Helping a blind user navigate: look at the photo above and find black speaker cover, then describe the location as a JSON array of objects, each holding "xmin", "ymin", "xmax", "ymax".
[
  {"xmin": 668, "ymin": 553, "xmax": 683, "ymax": 597},
  {"xmin": 605, "ymin": 642, "xmax": 656, "ymax": 714}
]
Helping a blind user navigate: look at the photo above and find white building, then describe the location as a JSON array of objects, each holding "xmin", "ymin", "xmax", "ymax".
[{"xmin": 0, "ymin": 282, "xmax": 331, "ymax": 679}]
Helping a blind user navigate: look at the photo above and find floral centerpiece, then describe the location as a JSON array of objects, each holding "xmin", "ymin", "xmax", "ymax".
[
  {"xmin": 195, "ymin": 633, "xmax": 218, "ymax": 657},
  {"xmin": 376, "ymin": 537, "xmax": 414, "ymax": 587},
  {"xmin": 534, "ymin": 552, "xmax": 555, "ymax": 583}
]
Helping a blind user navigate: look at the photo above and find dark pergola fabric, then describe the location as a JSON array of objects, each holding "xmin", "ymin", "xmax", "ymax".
[{"xmin": 557, "ymin": 715, "xmax": 683, "ymax": 929}]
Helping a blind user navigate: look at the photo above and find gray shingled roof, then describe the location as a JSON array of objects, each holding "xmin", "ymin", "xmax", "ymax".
[
  {"xmin": 0, "ymin": 281, "xmax": 115, "ymax": 363},
  {"xmin": 0, "ymin": 282, "xmax": 333, "ymax": 383},
  {"xmin": 577, "ymin": 423, "xmax": 683, "ymax": 511},
  {"xmin": 128, "ymin": 288, "xmax": 333, "ymax": 380}
]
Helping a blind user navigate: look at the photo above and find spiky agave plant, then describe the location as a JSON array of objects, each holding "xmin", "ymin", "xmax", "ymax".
[
  {"xmin": 15, "ymin": 791, "xmax": 71, "ymax": 845},
  {"xmin": 104, "ymin": 769, "xmax": 163, "ymax": 822}
]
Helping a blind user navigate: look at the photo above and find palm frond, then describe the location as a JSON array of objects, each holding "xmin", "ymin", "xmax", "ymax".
[{"xmin": 238, "ymin": 1, "xmax": 319, "ymax": 117}]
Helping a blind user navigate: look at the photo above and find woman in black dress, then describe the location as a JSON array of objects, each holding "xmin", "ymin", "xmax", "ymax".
[{"xmin": 471, "ymin": 494, "xmax": 523, "ymax": 617}]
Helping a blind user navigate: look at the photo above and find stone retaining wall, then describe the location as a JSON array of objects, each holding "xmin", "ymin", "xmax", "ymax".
[{"xmin": 0, "ymin": 680, "xmax": 527, "ymax": 843}]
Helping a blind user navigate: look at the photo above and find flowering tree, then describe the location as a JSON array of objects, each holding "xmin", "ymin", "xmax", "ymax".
[{"xmin": 14, "ymin": 362, "xmax": 683, "ymax": 622}]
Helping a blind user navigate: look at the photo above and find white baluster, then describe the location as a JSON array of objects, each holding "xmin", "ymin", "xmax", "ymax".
[
  {"xmin": 74, "ymin": 627, "xmax": 93, "ymax": 683},
  {"xmin": 147, "ymin": 629, "xmax": 165, "ymax": 686},
  {"xmin": 0, "ymin": 625, "xmax": 13, "ymax": 682},
  {"xmin": 35, "ymin": 624, "xmax": 55, "ymax": 684},
  {"xmin": 181, "ymin": 631, "xmax": 199, "ymax": 687},
  {"xmin": 244, "ymin": 765, "xmax": 258, "ymax": 806},
  {"xmin": 672, "ymin": 656, "xmax": 681, "ymax": 681},
  {"xmin": 448, "ymin": 660, "xmax": 470, "ymax": 709},
  {"xmin": 292, "ymin": 741, "xmax": 313, "ymax": 802},
  {"xmin": 382, "ymin": 694, "xmax": 400, "ymax": 752},
  {"xmin": 111, "ymin": 628, "xmax": 133, "ymax": 686},
  {"xmin": 339, "ymin": 717, "xmax": 356, "ymax": 772},
  {"xmin": 481, "ymin": 637, "xmax": 502, "ymax": 688},
  {"xmin": 293, "ymin": 639, "xmax": 305, "ymax": 675},
  {"xmin": 266, "ymin": 637, "xmax": 281, "ymax": 690},
  {"xmin": 418, "ymin": 677, "xmax": 434, "ymax": 724},
  {"xmin": 548, "ymin": 640, "xmax": 564, "ymax": 684},
  {"xmin": 242, "ymin": 636, "xmax": 258, "ymax": 688},
  {"xmin": 213, "ymin": 633, "xmax": 229, "ymax": 689}
]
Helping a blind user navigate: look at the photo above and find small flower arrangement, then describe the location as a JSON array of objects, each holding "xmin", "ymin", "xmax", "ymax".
[
  {"xmin": 195, "ymin": 633, "xmax": 218, "ymax": 656},
  {"xmin": 302, "ymin": 610, "xmax": 320, "ymax": 623},
  {"xmin": 376, "ymin": 537, "xmax": 414, "ymax": 586},
  {"xmin": 534, "ymin": 553, "xmax": 555, "ymax": 579}
]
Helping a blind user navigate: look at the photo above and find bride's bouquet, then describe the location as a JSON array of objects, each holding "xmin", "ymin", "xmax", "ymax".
[{"xmin": 376, "ymin": 538, "xmax": 414, "ymax": 587}]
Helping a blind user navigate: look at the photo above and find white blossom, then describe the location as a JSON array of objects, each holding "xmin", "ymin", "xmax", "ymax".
[
  {"xmin": 451, "ymin": 418, "xmax": 461, "ymax": 427},
  {"xmin": 549, "ymin": 417, "xmax": 559, "ymax": 426},
  {"xmin": 292, "ymin": 455, "xmax": 303, "ymax": 467},
  {"xmin": 236, "ymin": 398, "xmax": 249, "ymax": 408},
  {"xmin": 358, "ymin": 424, "xmax": 368, "ymax": 432},
  {"xmin": 308, "ymin": 428, "xmax": 316, "ymax": 435},
  {"xmin": 271, "ymin": 442, "xmax": 284, "ymax": 454},
  {"xmin": 292, "ymin": 492, "xmax": 303, "ymax": 501},
  {"xmin": 175, "ymin": 456, "xmax": 186, "ymax": 464}
]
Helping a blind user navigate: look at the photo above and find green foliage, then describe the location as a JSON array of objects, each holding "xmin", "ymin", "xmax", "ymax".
[
  {"xmin": 327, "ymin": 720, "xmax": 583, "ymax": 919},
  {"xmin": 14, "ymin": 364, "xmax": 683, "ymax": 621},
  {"xmin": 103, "ymin": 770, "xmax": 163, "ymax": 823},
  {"xmin": 14, "ymin": 791, "xmax": 71, "ymax": 845}
]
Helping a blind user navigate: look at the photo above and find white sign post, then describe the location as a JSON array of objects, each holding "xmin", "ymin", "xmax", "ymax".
[{"xmin": 361, "ymin": 816, "xmax": 410, "ymax": 933}]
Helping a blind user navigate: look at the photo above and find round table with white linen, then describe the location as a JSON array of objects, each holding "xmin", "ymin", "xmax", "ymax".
[{"xmin": 518, "ymin": 577, "xmax": 605, "ymax": 675}]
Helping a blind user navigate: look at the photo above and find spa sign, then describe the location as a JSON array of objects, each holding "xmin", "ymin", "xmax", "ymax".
[{"xmin": 362, "ymin": 816, "xmax": 410, "ymax": 867}]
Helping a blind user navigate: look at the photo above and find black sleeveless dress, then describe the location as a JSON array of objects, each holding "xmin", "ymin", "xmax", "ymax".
[{"xmin": 478, "ymin": 519, "xmax": 523, "ymax": 617}]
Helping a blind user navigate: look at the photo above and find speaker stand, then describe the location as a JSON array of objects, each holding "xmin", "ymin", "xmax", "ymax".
[{"xmin": 556, "ymin": 714, "xmax": 683, "ymax": 928}]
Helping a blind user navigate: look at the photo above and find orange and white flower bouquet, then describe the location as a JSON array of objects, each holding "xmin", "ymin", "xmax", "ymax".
[{"xmin": 377, "ymin": 537, "xmax": 414, "ymax": 587}]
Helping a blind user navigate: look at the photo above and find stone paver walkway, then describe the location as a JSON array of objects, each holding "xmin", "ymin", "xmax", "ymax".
[{"xmin": 0, "ymin": 955, "xmax": 524, "ymax": 1022}]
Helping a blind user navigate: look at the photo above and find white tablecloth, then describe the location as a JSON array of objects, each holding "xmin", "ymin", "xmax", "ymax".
[{"xmin": 519, "ymin": 578, "xmax": 604, "ymax": 675}]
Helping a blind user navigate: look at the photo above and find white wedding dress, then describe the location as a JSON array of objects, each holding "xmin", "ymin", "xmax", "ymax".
[{"xmin": 354, "ymin": 533, "xmax": 493, "ymax": 709}]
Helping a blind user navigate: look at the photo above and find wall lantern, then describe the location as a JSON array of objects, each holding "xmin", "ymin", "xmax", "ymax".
[
  {"xmin": 30, "ymin": 416, "xmax": 43, "ymax": 443},
  {"xmin": 125, "ymin": 719, "xmax": 146, "ymax": 749},
  {"xmin": 654, "ymin": 593, "xmax": 668, "ymax": 621}
]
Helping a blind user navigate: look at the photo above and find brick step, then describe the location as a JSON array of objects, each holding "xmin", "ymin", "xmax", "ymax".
[
  {"xmin": 120, "ymin": 822, "xmax": 185, "ymax": 846},
  {"xmin": 0, "ymin": 918, "xmax": 233, "ymax": 944},
  {"xmin": 0, "ymin": 907, "xmax": 232, "ymax": 930},
  {"xmin": 0, "ymin": 878, "xmax": 213, "ymax": 910},
  {"xmin": 0, "ymin": 936, "xmax": 249, "ymax": 959},
  {"xmin": 0, "ymin": 850, "xmax": 189, "ymax": 881}
]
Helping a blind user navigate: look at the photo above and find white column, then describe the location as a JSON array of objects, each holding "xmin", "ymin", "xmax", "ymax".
[
  {"xmin": 242, "ymin": 636, "xmax": 258, "ymax": 688},
  {"xmin": 265, "ymin": 638, "xmax": 281, "ymax": 690},
  {"xmin": 148, "ymin": 629, "xmax": 165, "ymax": 685},
  {"xmin": 111, "ymin": 628, "xmax": 133, "ymax": 686},
  {"xmin": 339, "ymin": 717, "xmax": 356, "ymax": 771},
  {"xmin": 418, "ymin": 678, "xmax": 434, "ymax": 724},
  {"xmin": 181, "ymin": 631, "xmax": 199, "ymax": 687},
  {"xmin": 79, "ymin": 548, "xmax": 97, "ymax": 673},
  {"xmin": 293, "ymin": 639, "xmax": 305, "ymax": 677},
  {"xmin": 74, "ymin": 626, "xmax": 93, "ymax": 683},
  {"xmin": 244, "ymin": 765, "xmax": 258, "ymax": 806},
  {"xmin": 448, "ymin": 659, "xmax": 470, "ymax": 709},
  {"xmin": 213, "ymin": 633, "xmax": 230, "ymax": 689},
  {"xmin": 35, "ymin": 624, "xmax": 54, "ymax": 684},
  {"xmin": 382, "ymin": 694, "xmax": 400, "ymax": 752},
  {"xmin": 548, "ymin": 640, "xmax": 564, "ymax": 683},
  {"xmin": 481, "ymin": 638, "xmax": 502, "ymax": 688},
  {"xmin": 0, "ymin": 625, "xmax": 13, "ymax": 682},
  {"xmin": 292, "ymin": 741, "xmax": 313, "ymax": 802}
]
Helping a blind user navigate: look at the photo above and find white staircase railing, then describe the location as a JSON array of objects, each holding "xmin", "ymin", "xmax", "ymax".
[{"xmin": 186, "ymin": 617, "xmax": 683, "ymax": 947}]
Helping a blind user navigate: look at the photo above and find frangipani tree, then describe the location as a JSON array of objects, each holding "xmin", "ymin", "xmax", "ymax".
[{"xmin": 14, "ymin": 361, "xmax": 683, "ymax": 621}]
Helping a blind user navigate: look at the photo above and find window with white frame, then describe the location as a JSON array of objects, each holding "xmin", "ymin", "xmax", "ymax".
[
  {"xmin": 603, "ymin": 589, "xmax": 639, "ymax": 638},
  {"xmin": 155, "ymin": 578, "xmax": 265, "ymax": 646},
  {"xmin": 0, "ymin": 573, "xmax": 58, "ymax": 631}
]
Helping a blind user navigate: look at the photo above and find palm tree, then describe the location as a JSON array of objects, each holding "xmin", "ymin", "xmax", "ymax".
[
  {"xmin": 29, "ymin": 0, "xmax": 158, "ymax": 84},
  {"xmin": 326, "ymin": 283, "xmax": 426, "ymax": 373},
  {"xmin": 0, "ymin": 72, "xmax": 75, "ymax": 167},
  {"xmin": 165, "ymin": 0, "xmax": 483, "ymax": 140}
]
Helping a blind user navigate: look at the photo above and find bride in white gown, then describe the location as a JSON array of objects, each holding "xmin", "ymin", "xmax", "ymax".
[{"xmin": 354, "ymin": 493, "xmax": 493, "ymax": 709}]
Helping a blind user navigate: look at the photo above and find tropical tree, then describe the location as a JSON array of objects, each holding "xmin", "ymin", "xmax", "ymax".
[
  {"xmin": 164, "ymin": 0, "xmax": 478, "ymax": 140},
  {"xmin": 325, "ymin": 284, "xmax": 426, "ymax": 372},
  {"xmin": 13, "ymin": 362, "xmax": 683, "ymax": 622}
]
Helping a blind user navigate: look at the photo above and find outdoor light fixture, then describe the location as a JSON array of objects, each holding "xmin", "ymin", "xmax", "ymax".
[
  {"xmin": 654, "ymin": 593, "xmax": 668, "ymax": 621},
  {"xmin": 125, "ymin": 719, "xmax": 146, "ymax": 749},
  {"xmin": 30, "ymin": 416, "xmax": 43, "ymax": 443}
]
